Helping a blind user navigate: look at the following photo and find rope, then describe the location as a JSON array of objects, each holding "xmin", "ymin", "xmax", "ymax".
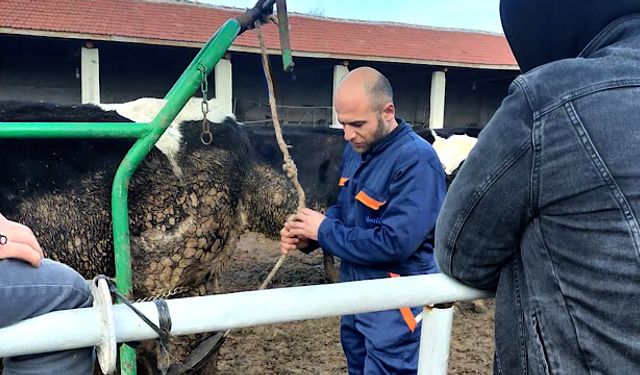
[
  {"xmin": 94, "ymin": 19, "xmax": 304, "ymax": 375},
  {"xmin": 212, "ymin": 19, "xmax": 308, "ymax": 354},
  {"xmin": 95, "ymin": 276, "xmax": 171, "ymax": 342},
  {"xmin": 254, "ymin": 21, "xmax": 306, "ymax": 211},
  {"xmin": 254, "ymin": 20, "xmax": 307, "ymax": 290},
  {"xmin": 156, "ymin": 19, "xmax": 308, "ymax": 372},
  {"xmin": 93, "ymin": 276, "xmax": 175, "ymax": 374}
]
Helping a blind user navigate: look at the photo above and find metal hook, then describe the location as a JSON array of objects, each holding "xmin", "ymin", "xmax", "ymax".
[{"xmin": 200, "ymin": 131, "xmax": 213, "ymax": 145}]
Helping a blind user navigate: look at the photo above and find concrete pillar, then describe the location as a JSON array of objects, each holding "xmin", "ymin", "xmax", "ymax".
[
  {"xmin": 332, "ymin": 63, "xmax": 349, "ymax": 128},
  {"xmin": 81, "ymin": 45, "xmax": 100, "ymax": 104},
  {"xmin": 215, "ymin": 58, "xmax": 233, "ymax": 115},
  {"xmin": 429, "ymin": 70, "xmax": 446, "ymax": 129}
]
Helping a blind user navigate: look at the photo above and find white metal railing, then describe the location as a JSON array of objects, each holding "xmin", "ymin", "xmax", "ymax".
[{"xmin": 0, "ymin": 273, "xmax": 493, "ymax": 374}]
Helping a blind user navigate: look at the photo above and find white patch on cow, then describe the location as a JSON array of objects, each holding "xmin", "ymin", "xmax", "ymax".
[
  {"xmin": 431, "ymin": 131, "xmax": 478, "ymax": 174},
  {"xmin": 99, "ymin": 98, "xmax": 233, "ymax": 177}
]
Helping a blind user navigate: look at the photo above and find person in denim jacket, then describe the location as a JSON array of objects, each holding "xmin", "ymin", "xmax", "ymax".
[
  {"xmin": 435, "ymin": 1, "xmax": 640, "ymax": 373},
  {"xmin": 281, "ymin": 67, "xmax": 446, "ymax": 374}
]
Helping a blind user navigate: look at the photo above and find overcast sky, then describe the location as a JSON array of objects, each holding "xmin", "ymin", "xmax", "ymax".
[{"xmin": 197, "ymin": 0, "xmax": 504, "ymax": 33}]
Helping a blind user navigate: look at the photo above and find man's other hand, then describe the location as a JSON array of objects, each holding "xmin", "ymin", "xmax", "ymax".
[{"xmin": 279, "ymin": 224, "xmax": 310, "ymax": 255}]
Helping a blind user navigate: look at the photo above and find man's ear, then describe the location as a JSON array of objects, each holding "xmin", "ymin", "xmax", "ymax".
[{"xmin": 382, "ymin": 102, "xmax": 395, "ymax": 121}]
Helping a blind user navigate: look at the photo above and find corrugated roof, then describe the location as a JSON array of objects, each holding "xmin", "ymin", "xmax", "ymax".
[{"xmin": 0, "ymin": 0, "xmax": 518, "ymax": 69}]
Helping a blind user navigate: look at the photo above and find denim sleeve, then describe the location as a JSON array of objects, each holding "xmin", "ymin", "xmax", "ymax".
[
  {"xmin": 435, "ymin": 80, "xmax": 534, "ymax": 291},
  {"xmin": 318, "ymin": 155, "xmax": 446, "ymax": 266}
]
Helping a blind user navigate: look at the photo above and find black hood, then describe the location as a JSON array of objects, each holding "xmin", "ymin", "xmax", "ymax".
[{"xmin": 500, "ymin": 0, "xmax": 640, "ymax": 72}]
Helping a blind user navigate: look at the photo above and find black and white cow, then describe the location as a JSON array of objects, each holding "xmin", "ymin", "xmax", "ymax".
[
  {"xmin": 0, "ymin": 98, "xmax": 345, "ymax": 374},
  {"xmin": 416, "ymin": 126, "xmax": 480, "ymax": 186},
  {"xmin": 0, "ymin": 99, "xmax": 478, "ymax": 373}
]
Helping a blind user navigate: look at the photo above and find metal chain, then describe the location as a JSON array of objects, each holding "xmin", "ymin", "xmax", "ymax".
[{"xmin": 198, "ymin": 65, "xmax": 213, "ymax": 145}]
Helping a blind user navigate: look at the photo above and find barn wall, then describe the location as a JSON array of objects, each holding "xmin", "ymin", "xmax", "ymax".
[
  {"xmin": 0, "ymin": 35, "xmax": 81, "ymax": 103},
  {"xmin": 0, "ymin": 34, "xmax": 516, "ymax": 129},
  {"xmin": 444, "ymin": 78, "xmax": 512, "ymax": 128},
  {"xmin": 99, "ymin": 43, "xmax": 201, "ymax": 103},
  {"xmin": 232, "ymin": 53, "xmax": 334, "ymax": 126}
]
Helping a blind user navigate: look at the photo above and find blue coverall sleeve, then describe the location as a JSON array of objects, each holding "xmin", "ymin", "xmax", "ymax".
[
  {"xmin": 324, "ymin": 203, "xmax": 342, "ymax": 220},
  {"xmin": 299, "ymin": 198, "xmax": 342, "ymax": 254},
  {"xmin": 318, "ymin": 155, "xmax": 446, "ymax": 266},
  {"xmin": 435, "ymin": 80, "xmax": 534, "ymax": 291}
]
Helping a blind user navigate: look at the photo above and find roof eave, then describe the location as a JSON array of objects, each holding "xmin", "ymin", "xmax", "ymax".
[{"xmin": 0, "ymin": 27, "xmax": 520, "ymax": 71}]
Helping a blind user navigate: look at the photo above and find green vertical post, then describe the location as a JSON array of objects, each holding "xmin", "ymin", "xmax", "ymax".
[
  {"xmin": 112, "ymin": 19, "xmax": 240, "ymax": 374},
  {"xmin": 276, "ymin": 0, "xmax": 295, "ymax": 72}
]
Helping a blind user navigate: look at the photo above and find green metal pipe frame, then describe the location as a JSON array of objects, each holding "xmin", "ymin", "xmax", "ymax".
[
  {"xmin": 0, "ymin": 123, "xmax": 150, "ymax": 138},
  {"xmin": 112, "ymin": 19, "xmax": 240, "ymax": 374},
  {"xmin": 276, "ymin": 0, "xmax": 295, "ymax": 72},
  {"xmin": 0, "ymin": 1, "xmax": 299, "ymax": 369},
  {"xmin": 0, "ymin": 19, "xmax": 240, "ymax": 374}
]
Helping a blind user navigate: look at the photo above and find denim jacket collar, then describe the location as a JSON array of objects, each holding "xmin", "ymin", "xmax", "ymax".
[{"xmin": 581, "ymin": 14, "xmax": 640, "ymax": 57}]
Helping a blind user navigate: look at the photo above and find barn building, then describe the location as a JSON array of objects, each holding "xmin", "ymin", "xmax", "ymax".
[{"xmin": 0, "ymin": 0, "xmax": 519, "ymax": 129}]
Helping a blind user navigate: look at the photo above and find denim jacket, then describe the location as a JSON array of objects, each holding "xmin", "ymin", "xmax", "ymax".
[
  {"xmin": 319, "ymin": 119, "xmax": 446, "ymax": 282},
  {"xmin": 436, "ymin": 15, "xmax": 640, "ymax": 374}
]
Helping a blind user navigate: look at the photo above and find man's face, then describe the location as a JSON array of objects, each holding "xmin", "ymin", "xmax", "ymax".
[{"xmin": 336, "ymin": 90, "xmax": 390, "ymax": 154}]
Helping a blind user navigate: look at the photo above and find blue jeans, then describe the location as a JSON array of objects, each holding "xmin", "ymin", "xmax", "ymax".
[{"xmin": 0, "ymin": 259, "xmax": 95, "ymax": 375}]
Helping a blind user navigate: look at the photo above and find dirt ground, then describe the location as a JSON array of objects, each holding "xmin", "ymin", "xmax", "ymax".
[{"xmin": 216, "ymin": 233, "xmax": 495, "ymax": 374}]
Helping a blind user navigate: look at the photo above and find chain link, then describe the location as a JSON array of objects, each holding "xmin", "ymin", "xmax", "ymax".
[{"xmin": 198, "ymin": 65, "xmax": 213, "ymax": 145}]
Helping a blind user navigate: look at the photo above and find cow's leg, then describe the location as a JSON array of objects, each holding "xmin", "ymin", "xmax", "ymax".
[{"xmin": 323, "ymin": 252, "xmax": 339, "ymax": 283}]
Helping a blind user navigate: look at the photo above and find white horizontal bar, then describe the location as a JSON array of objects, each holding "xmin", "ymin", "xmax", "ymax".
[{"xmin": 0, "ymin": 273, "xmax": 492, "ymax": 358}]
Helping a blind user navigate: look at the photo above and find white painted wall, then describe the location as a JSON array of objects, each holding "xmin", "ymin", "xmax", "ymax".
[
  {"xmin": 215, "ymin": 58, "xmax": 233, "ymax": 115},
  {"xmin": 81, "ymin": 46, "xmax": 100, "ymax": 104},
  {"xmin": 429, "ymin": 71, "xmax": 446, "ymax": 129},
  {"xmin": 331, "ymin": 64, "xmax": 349, "ymax": 128}
]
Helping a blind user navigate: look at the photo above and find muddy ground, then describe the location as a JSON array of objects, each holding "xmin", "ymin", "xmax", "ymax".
[{"xmin": 216, "ymin": 233, "xmax": 495, "ymax": 374}]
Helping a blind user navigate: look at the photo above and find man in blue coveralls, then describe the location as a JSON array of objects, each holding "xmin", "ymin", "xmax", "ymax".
[{"xmin": 280, "ymin": 66, "xmax": 446, "ymax": 374}]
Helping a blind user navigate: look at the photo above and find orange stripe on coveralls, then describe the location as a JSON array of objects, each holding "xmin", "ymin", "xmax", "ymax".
[
  {"xmin": 339, "ymin": 177, "xmax": 349, "ymax": 187},
  {"xmin": 389, "ymin": 272, "xmax": 418, "ymax": 333},
  {"xmin": 355, "ymin": 191, "xmax": 386, "ymax": 210}
]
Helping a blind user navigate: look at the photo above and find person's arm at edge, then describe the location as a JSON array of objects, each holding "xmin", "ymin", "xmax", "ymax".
[{"xmin": 435, "ymin": 79, "xmax": 534, "ymax": 291}]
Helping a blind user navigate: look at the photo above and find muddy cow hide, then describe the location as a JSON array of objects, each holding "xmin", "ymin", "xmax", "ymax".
[
  {"xmin": 0, "ymin": 99, "xmax": 478, "ymax": 374},
  {"xmin": 0, "ymin": 100, "xmax": 348, "ymax": 374}
]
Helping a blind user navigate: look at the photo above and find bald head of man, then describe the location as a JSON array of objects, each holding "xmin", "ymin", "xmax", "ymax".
[{"xmin": 334, "ymin": 67, "xmax": 398, "ymax": 153}]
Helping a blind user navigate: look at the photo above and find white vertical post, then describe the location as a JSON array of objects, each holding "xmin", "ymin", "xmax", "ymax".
[
  {"xmin": 332, "ymin": 63, "xmax": 349, "ymax": 128},
  {"xmin": 418, "ymin": 306, "xmax": 454, "ymax": 375},
  {"xmin": 215, "ymin": 58, "xmax": 233, "ymax": 115},
  {"xmin": 429, "ymin": 70, "xmax": 446, "ymax": 129},
  {"xmin": 81, "ymin": 44, "xmax": 100, "ymax": 104}
]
